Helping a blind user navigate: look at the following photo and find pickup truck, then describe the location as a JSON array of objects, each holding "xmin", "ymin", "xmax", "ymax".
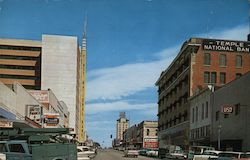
[{"xmin": 0, "ymin": 140, "xmax": 77, "ymax": 160}]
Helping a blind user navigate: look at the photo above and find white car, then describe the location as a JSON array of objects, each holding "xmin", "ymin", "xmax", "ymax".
[
  {"xmin": 124, "ymin": 149, "xmax": 139, "ymax": 158},
  {"xmin": 0, "ymin": 153, "xmax": 6, "ymax": 160},
  {"xmin": 193, "ymin": 150, "xmax": 221, "ymax": 160},
  {"xmin": 77, "ymin": 146, "xmax": 96, "ymax": 160},
  {"xmin": 146, "ymin": 149, "xmax": 158, "ymax": 157}
]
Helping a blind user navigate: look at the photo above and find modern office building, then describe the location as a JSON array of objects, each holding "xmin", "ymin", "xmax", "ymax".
[
  {"xmin": 41, "ymin": 34, "xmax": 81, "ymax": 134},
  {"xmin": 0, "ymin": 39, "xmax": 42, "ymax": 90},
  {"xmin": 156, "ymin": 38, "xmax": 250, "ymax": 148},
  {"xmin": 116, "ymin": 112, "xmax": 129, "ymax": 141},
  {"xmin": 0, "ymin": 34, "xmax": 84, "ymax": 138}
]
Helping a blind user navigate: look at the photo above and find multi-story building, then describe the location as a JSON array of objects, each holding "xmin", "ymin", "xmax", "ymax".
[
  {"xmin": 211, "ymin": 72, "xmax": 250, "ymax": 151},
  {"xmin": 0, "ymin": 35, "xmax": 84, "ymax": 138},
  {"xmin": 137, "ymin": 121, "xmax": 158, "ymax": 149},
  {"xmin": 0, "ymin": 39, "xmax": 42, "ymax": 90},
  {"xmin": 28, "ymin": 89, "xmax": 69, "ymax": 128},
  {"xmin": 116, "ymin": 112, "xmax": 129, "ymax": 141},
  {"xmin": 189, "ymin": 87, "xmax": 213, "ymax": 146},
  {"xmin": 156, "ymin": 38, "xmax": 250, "ymax": 148}
]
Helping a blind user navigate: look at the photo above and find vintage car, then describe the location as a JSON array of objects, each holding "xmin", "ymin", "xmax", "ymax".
[
  {"xmin": 193, "ymin": 150, "xmax": 221, "ymax": 160},
  {"xmin": 217, "ymin": 151, "xmax": 243, "ymax": 160},
  {"xmin": 77, "ymin": 146, "xmax": 96, "ymax": 160},
  {"xmin": 124, "ymin": 149, "xmax": 139, "ymax": 158}
]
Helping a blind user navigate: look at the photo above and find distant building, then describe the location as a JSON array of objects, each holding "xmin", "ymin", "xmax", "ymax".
[
  {"xmin": 137, "ymin": 121, "xmax": 158, "ymax": 149},
  {"xmin": 116, "ymin": 112, "xmax": 129, "ymax": 141},
  {"xmin": 123, "ymin": 120, "xmax": 158, "ymax": 149},
  {"xmin": 0, "ymin": 38, "xmax": 42, "ymax": 90},
  {"xmin": 156, "ymin": 38, "xmax": 250, "ymax": 148}
]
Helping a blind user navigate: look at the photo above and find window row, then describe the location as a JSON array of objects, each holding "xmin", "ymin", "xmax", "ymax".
[
  {"xmin": 190, "ymin": 125, "xmax": 210, "ymax": 140},
  {"xmin": 204, "ymin": 72, "xmax": 242, "ymax": 84},
  {"xmin": 191, "ymin": 101, "xmax": 209, "ymax": 123},
  {"xmin": 204, "ymin": 53, "xmax": 242, "ymax": 68},
  {"xmin": 158, "ymin": 111, "xmax": 188, "ymax": 131}
]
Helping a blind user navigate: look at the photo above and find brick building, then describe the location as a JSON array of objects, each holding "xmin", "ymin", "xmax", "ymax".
[{"xmin": 156, "ymin": 38, "xmax": 250, "ymax": 148}]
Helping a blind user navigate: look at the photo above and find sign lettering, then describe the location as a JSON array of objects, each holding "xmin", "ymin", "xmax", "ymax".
[{"xmin": 203, "ymin": 39, "xmax": 250, "ymax": 53}]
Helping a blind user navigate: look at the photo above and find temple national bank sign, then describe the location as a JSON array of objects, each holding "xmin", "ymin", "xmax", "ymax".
[{"xmin": 203, "ymin": 39, "xmax": 250, "ymax": 53}]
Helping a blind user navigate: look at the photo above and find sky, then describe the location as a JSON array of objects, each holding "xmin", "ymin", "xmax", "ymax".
[{"xmin": 0, "ymin": 0, "xmax": 249, "ymax": 147}]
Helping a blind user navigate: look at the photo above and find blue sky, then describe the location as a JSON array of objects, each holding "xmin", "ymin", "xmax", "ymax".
[{"xmin": 0, "ymin": 0, "xmax": 249, "ymax": 147}]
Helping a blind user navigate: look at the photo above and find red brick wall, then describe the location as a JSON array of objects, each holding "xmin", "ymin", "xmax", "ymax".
[{"xmin": 191, "ymin": 46, "xmax": 250, "ymax": 95}]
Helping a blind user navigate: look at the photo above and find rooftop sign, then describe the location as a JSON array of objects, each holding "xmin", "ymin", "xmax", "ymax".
[{"xmin": 203, "ymin": 39, "xmax": 250, "ymax": 53}]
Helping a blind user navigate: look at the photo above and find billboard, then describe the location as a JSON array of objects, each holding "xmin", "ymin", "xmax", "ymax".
[
  {"xmin": 221, "ymin": 105, "xmax": 234, "ymax": 114},
  {"xmin": 0, "ymin": 119, "xmax": 13, "ymax": 128},
  {"xmin": 29, "ymin": 90, "xmax": 49, "ymax": 103},
  {"xmin": 144, "ymin": 138, "xmax": 158, "ymax": 148},
  {"xmin": 26, "ymin": 105, "xmax": 43, "ymax": 124},
  {"xmin": 44, "ymin": 113, "xmax": 60, "ymax": 127}
]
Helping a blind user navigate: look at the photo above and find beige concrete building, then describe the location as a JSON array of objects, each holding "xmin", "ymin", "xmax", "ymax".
[
  {"xmin": 116, "ymin": 112, "xmax": 129, "ymax": 141},
  {"xmin": 0, "ymin": 38, "xmax": 42, "ymax": 90},
  {"xmin": 29, "ymin": 89, "xmax": 69, "ymax": 128}
]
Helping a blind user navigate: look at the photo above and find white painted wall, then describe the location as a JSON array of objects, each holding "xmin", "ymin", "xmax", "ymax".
[{"xmin": 41, "ymin": 35, "xmax": 79, "ymax": 131}]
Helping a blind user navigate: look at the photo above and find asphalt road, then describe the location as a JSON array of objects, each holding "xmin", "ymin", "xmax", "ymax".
[{"xmin": 93, "ymin": 149, "xmax": 158, "ymax": 160}]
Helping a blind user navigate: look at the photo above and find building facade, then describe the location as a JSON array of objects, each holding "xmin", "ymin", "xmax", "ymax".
[
  {"xmin": 0, "ymin": 38, "xmax": 42, "ymax": 90},
  {"xmin": 156, "ymin": 38, "xmax": 250, "ymax": 148},
  {"xmin": 29, "ymin": 89, "xmax": 69, "ymax": 128},
  {"xmin": 116, "ymin": 112, "xmax": 129, "ymax": 141},
  {"xmin": 211, "ymin": 72, "xmax": 250, "ymax": 151},
  {"xmin": 189, "ymin": 87, "xmax": 213, "ymax": 146},
  {"xmin": 138, "ymin": 121, "xmax": 158, "ymax": 149},
  {"xmin": 41, "ymin": 35, "xmax": 81, "ymax": 133}
]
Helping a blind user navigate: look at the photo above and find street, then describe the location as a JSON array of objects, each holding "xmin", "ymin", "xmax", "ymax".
[{"xmin": 93, "ymin": 149, "xmax": 158, "ymax": 160}]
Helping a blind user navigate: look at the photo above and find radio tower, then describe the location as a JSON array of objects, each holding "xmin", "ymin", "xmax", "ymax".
[
  {"xmin": 248, "ymin": 0, "xmax": 250, "ymax": 41},
  {"xmin": 79, "ymin": 15, "xmax": 87, "ymax": 143}
]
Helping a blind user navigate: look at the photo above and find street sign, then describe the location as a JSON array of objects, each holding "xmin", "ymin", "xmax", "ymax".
[{"xmin": 221, "ymin": 105, "xmax": 233, "ymax": 114}]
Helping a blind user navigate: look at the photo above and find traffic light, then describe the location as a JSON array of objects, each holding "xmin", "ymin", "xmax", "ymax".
[{"xmin": 110, "ymin": 134, "xmax": 112, "ymax": 139}]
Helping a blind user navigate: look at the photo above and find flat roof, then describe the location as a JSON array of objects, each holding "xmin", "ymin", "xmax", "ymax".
[{"xmin": 0, "ymin": 38, "xmax": 42, "ymax": 48}]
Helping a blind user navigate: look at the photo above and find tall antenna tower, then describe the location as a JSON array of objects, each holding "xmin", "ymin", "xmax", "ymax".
[{"xmin": 248, "ymin": 0, "xmax": 250, "ymax": 41}]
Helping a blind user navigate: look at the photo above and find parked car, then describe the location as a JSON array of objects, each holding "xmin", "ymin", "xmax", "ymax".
[
  {"xmin": 146, "ymin": 149, "xmax": 158, "ymax": 157},
  {"xmin": 193, "ymin": 150, "xmax": 221, "ymax": 160},
  {"xmin": 240, "ymin": 152, "xmax": 250, "ymax": 160},
  {"xmin": 188, "ymin": 146, "xmax": 215, "ymax": 159},
  {"xmin": 165, "ymin": 150, "xmax": 187, "ymax": 160},
  {"xmin": 77, "ymin": 146, "xmax": 96, "ymax": 160},
  {"xmin": 124, "ymin": 149, "xmax": 139, "ymax": 158},
  {"xmin": 217, "ymin": 151, "xmax": 243, "ymax": 160},
  {"xmin": 139, "ymin": 149, "xmax": 150, "ymax": 156}
]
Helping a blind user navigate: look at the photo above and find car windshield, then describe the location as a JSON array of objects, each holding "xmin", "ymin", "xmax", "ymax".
[
  {"xmin": 241, "ymin": 154, "xmax": 250, "ymax": 158},
  {"xmin": 219, "ymin": 153, "xmax": 239, "ymax": 158},
  {"xmin": 203, "ymin": 152, "xmax": 218, "ymax": 156}
]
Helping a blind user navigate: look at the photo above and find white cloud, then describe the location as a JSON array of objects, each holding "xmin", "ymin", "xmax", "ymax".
[
  {"xmin": 86, "ymin": 101, "xmax": 156, "ymax": 114},
  {"xmin": 86, "ymin": 24, "xmax": 248, "ymax": 102},
  {"xmin": 86, "ymin": 54, "xmax": 175, "ymax": 101},
  {"xmin": 86, "ymin": 120, "xmax": 114, "ymax": 131},
  {"xmin": 197, "ymin": 25, "xmax": 248, "ymax": 41}
]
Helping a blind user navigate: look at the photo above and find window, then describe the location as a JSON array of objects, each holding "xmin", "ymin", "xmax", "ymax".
[
  {"xmin": 219, "ymin": 54, "xmax": 227, "ymax": 66},
  {"xmin": 192, "ymin": 108, "xmax": 195, "ymax": 123},
  {"xmin": 236, "ymin": 73, "xmax": 242, "ymax": 79},
  {"xmin": 196, "ymin": 106, "xmax": 198, "ymax": 122},
  {"xmin": 146, "ymin": 129, "xmax": 150, "ymax": 136},
  {"xmin": 8, "ymin": 144, "xmax": 25, "ymax": 153},
  {"xmin": 202, "ymin": 103, "xmax": 204, "ymax": 120},
  {"xmin": 220, "ymin": 72, "xmax": 226, "ymax": 84},
  {"xmin": 216, "ymin": 111, "xmax": 220, "ymax": 121},
  {"xmin": 204, "ymin": 53, "xmax": 211, "ymax": 65},
  {"xmin": 235, "ymin": 103, "xmax": 240, "ymax": 115},
  {"xmin": 205, "ymin": 101, "xmax": 208, "ymax": 118},
  {"xmin": 224, "ymin": 114, "xmax": 229, "ymax": 118},
  {"xmin": 211, "ymin": 72, "xmax": 217, "ymax": 84},
  {"xmin": 236, "ymin": 55, "xmax": 242, "ymax": 68},
  {"xmin": 204, "ymin": 72, "xmax": 210, "ymax": 83}
]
